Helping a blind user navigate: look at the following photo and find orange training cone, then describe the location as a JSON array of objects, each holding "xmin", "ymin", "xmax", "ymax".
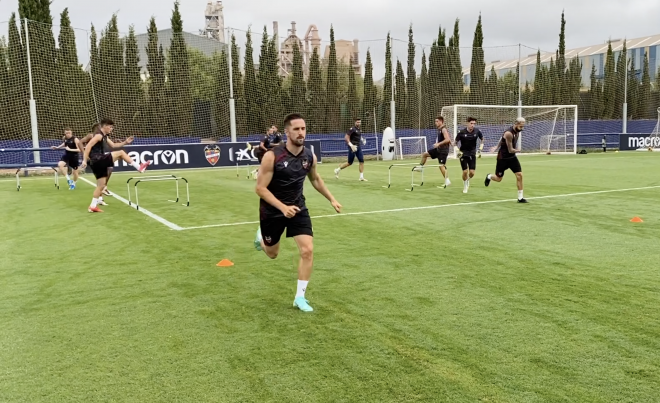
[
  {"xmin": 216, "ymin": 259, "xmax": 234, "ymax": 267},
  {"xmin": 630, "ymin": 217, "xmax": 643, "ymax": 223}
]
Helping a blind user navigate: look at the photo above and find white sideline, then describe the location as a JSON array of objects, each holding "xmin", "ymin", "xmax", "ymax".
[
  {"xmin": 79, "ymin": 176, "xmax": 183, "ymax": 231},
  {"xmin": 179, "ymin": 185, "xmax": 660, "ymax": 231}
]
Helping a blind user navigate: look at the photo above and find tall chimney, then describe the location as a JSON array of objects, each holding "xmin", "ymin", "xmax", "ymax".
[{"xmin": 273, "ymin": 21, "xmax": 279, "ymax": 52}]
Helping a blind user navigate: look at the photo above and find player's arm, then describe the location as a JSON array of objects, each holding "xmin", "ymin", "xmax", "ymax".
[
  {"xmin": 345, "ymin": 131, "xmax": 357, "ymax": 152},
  {"xmin": 454, "ymin": 132, "xmax": 463, "ymax": 156},
  {"xmin": 65, "ymin": 138, "xmax": 82, "ymax": 152},
  {"xmin": 51, "ymin": 142, "xmax": 65, "ymax": 150},
  {"xmin": 260, "ymin": 139, "xmax": 267, "ymax": 151},
  {"xmin": 255, "ymin": 151, "xmax": 297, "ymax": 217},
  {"xmin": 75, "ymin": 138, "xmax": 85, "ymax": 154},
  {"xmin": 106, "ymin": 136, "xmax": 134, "ymax": 149},
  {"xmin": 478, "ymin": 130, "xmax": 484, "ymax": 151},
  {"xmin": 504, "ymin": 131, "xmax": 519, "ymax": 153},
  {"xmin": 307, "ymin": 154, "xmax": 341, "ymax": 213},
  {"xmin": 82, "ymin": 133, "xmax": 103, "ymax": 166}
]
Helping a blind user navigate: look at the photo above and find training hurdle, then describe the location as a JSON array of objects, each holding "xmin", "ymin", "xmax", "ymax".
[
  {"xmin": 383, "ymin": 163, "xmax": 424, "ymax": 191},
  {"xmin": 0, "ymin": 147, "xmax": 63, "ymax": 191},
  {"xmin": 126, "ymin": 175, "xmax": 189, "ymax": 210}
]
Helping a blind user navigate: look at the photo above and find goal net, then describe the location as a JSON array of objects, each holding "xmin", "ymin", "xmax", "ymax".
[
  {"xmin": 395, "ymin": 136, "xmax": 427, "ymax": 160},
  {"xmin": 650, "ymin": 107, "xmax": 660, "ymax": 150},
  {"xmin": 441, "ymin": 105, "xmax": 578, "ymax": 157}
]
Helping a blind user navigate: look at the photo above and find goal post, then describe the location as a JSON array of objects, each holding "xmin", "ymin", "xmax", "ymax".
[
  {"xmin": 395, "ymin": 136, "xmax": 428, "ymax": 160},
  {"xmin": 441, "ymin": 105, "xmax": 578, "ymax": 157}
]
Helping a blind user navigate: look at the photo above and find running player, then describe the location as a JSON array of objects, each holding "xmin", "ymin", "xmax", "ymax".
[
  {"xmin": 81, "ymin": 119, "xmax": 151, "ymax": 212},
  {"xmin": 81, "ymin": 123, "xmax": 113, "ymax": 201},
  {"xmin": 252, "ymin": 125, "xmax": 283, "ymax": 179},
  {"xmin": 51, "ymin": 127, "xmax": 83, "ymax": 190},
  {"xmin": 254, "ymin": 113, "xmax": 342, "ymax": 312},
  {"xmin": 484, "ymin": 117, "xmax": 527, "ymax": 203},
  {"xmin": 454, "ymin": 117, "xmax": 484, "ymax": 193},
  {"xmin": 334, "ymin": 118, "xmax": 367, "ymax": 181},
  {"xmin": 415, "ymin": 116, "xmax": 451, "ymax": 188}
]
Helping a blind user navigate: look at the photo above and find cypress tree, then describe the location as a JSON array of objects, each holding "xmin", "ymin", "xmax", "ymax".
[
  {"xmin": 6, "ymin": 13, "xmax": 31, "ymax": 141},
  {"xmin": 257, "ymin": 26, "xmax": 269, "ymax": 131},
  {"xmin": 533, "ymin": 50, "xmax": 542, "ymax": 105},
  {"xmin": 289, "ymin": 40, "xmax": 306, "ymax": 116},
  {"xmin": 419, "ymin": 50, "xmax": 432, "ymax": 129},
  {"xmin": 638, "ymin": 51, "xmax": 651, "ymax": 119},
  {"xmin": 124, "ymin": 26, "xmax": 143, "ymax": 135},
  {"xmin": 548, "ymin": 58, "xmax": 556, "ymax": 105},
  {"xmin": 214, "ymin": 50, "xmax": 231, "ymax": 137},
  {"xmin": 19, "ymin": 0, "xmax": 58, "ymax": 139},
  {"xmin": 557, "ymin": 11, "xmax": 567, "ymax": 103},
  {"xmin": 344, "ymin": 65, "xmax": 359, "ymax": 130},
  {"xmin": 243, "ymin": 28, "xmax": 261, "ymax": 134},
  {"xmin": 627, "ymin": 59, "xmax": 639, "ymax": 119},
  {"xmin": 485, "ymin": 66, "xmax": 498, "ymax": 105},
  {"xmin": 307, "ymin": 47, "xmax": 324, "ymax": 133},
  {"xmin": 231, "ymin": 33, "xmax": 247, "ymax": 136},
  {"xmin": 168, "ymin": 1, "xmax": 193, "ymax": 138},
  {"xmin": 448, "ymin": 20, "xmax": 463, "ymax": 106},
  {"xmin": 362, "ymin": 50, "xmax": 376, "ymax": 133},
  {"xmin": 146, "ymin": 17, "xmax": 167, "ymax": 137},
  {"xmin": 435, "ymin": 27, "xmax": 448, "ymax": 109},
  {"xmin": 0, "ymin": 37, "xmax": 9, "ymax": 140},
  {"xmin": 98, "ymin": 15, "xmax": 125, "ymax": 132},
  {"xmin": 602, "ymin": 41, "xmax": 616, "ymax": 119},
  {"xmin": 381, "ymin": 33, "xmax": 392, "ymax": 132},
  {"xmin": 588, "ymin": 62, "xmax": 600, "ymax": 119},
  {"xmin": 325, "ymin": 25, "xmax": 340, "ymax": 132},
  {"xmin": 468, "ymin": 14, "xmax": 485, "ymax": 105},
  {"xmin": 614, "ymin": 40, "xmax": 627, "ymax": 119},
  {"xmin": 523, "ymin": 82, "xmax": 532, "ymax": 106},
  {"xmin": 405, "ymin": 24, "xmax": 417, "ymax": 129},
  {"xmin": 394, "ymin": 59, "xmax": 406, "ymax": 129}
]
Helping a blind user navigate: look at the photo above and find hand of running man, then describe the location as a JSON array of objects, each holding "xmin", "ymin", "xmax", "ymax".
[
  {"xmin": 349, "ymin": 143, "xmax": 358, "ymax": 152},
  {"xmin": 330, "ymin": 199, "xmax": 342, "ymax": 213},
  {"xmin": 125, "ymin": 136, "xmax": 134, "ymax": 144},
  {"xmin": 280, "ymin": 205, "xmax": 300, "ymax": 218}
]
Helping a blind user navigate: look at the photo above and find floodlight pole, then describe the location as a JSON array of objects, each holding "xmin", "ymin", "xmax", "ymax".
[
  {"xmin": 24, "ymin": 19, "xmax": 40, "ymax": 163},
  {"xmin": 622, "ymin": 58, "xmax": 628, "ymax": 134},
  {"xmin": 227, "ymin": 28, "xmax": 237, "ymax": 142}
]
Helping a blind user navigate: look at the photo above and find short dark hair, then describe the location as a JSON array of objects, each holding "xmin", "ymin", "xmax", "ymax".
[
  {"xmin": 435, "ymin": 116, "xmax": 444, "ymax": 122},
  {"xmin": 91, "ymin": 123, "xmax": 100, "ymax": 133},
  {"xmin": 63, "ymin": 127, "xmax": 72, "ymax": 132},
  {"xmin": 355, "ymin": 117, "xmax": 361, "ymax": 121},
  {"xmin": 467, "ymin": 117, "xmax": 476, "ymax": 123},
  {"xmin": 284, "ymin": 113, "xmax": 304, "ymax": 129},
  {"xmin": 100, "ymin": 118, "xmax": 114, "ymax": 126}
]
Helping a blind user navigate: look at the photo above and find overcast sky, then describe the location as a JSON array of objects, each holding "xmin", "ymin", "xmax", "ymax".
[{"xmin": 1, "ymin": 0, "xmax": 658, "ymax": 78}]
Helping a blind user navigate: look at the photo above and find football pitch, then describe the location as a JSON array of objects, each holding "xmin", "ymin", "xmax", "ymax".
[{"xmin": 1, "ymin": 152, "xmax": 659, "ymax": 402}]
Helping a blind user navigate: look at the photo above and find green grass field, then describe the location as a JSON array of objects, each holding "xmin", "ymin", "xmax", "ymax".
[{"xmin": 1, "ymin": 152, "xmax": 660, "ymax": 402}]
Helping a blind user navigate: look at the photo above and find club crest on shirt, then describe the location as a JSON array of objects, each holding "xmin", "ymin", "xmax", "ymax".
[
  {"xmin": 284, "ymin": 161, "xmax": 288, "ymax": 167},
  {"xmin": 302, "ymin": 159, "xmax": 309, "ymax": 169},
  {"xmin": 204, "ymin": 145, "xmax": 220, "ymax": 166}
]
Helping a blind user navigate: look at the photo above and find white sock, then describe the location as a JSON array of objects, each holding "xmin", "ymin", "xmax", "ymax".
[
  {"xmin": 296, "ymin": 280, "xmax": 308, "ymax": 298},
  {"xmin": 90, "ymin": 198, "xmax": 98, "ymax": 208},
  {"xmin": 66, "ymin": 174, "xmax": 71, "ymax": 180},
  {"xmin": 464, "ymin": 180, "xmax": 468, "ymax": 187},
  {"xmin": 360, "ymin": 172, "xmax": 364, "ymax": 179},
  {"xmin": 487, "ymin": 174, "xmax": 492, "ymax": 180},
  {"xmin": 98, "ymin": 196, "xmax": 103, "ymax": 202},
  {"xmin": 518, "ymin": 190, "xmax": 523, "ymax": 200},
  {"xmin": 132, "ymin": 161, "xmax": 141, "ymax": 170}
]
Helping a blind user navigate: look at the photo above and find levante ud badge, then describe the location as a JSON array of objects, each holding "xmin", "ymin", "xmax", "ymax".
[{"xmin": 204, "ymin": 145, "xmax": 220, "ymax": 166}]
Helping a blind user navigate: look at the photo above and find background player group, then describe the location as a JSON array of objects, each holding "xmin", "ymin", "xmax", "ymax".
[{"xmin": 417, "ymin": 115, "xmax": 527, "ymax": 202}]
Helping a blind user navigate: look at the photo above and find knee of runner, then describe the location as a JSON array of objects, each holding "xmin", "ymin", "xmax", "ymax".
[
  {"xmin": 299, "ymin": 245, "xmax": 313, "ymax": 261},
  {"xmin": 515, "ymin": 172, "xmax": 523, "ymax": 179}
]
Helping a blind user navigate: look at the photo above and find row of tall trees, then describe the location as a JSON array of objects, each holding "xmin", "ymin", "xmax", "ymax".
[{"xmin": 1, "ymin": 5, "xmax": 659, "ymax": 142}]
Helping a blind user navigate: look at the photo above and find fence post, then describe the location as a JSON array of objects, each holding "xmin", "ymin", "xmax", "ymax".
[
  {"xmin": 227, "ymin": 28, "xmax": 237, "ymax": 142},
  {"xmin": 24, "ymin": 18, "xmax": 40, "ymax": 163}
]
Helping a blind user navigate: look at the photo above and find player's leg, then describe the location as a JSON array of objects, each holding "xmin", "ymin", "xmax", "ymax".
[
  {"xmin": 460, "ymin": 156, "xmax": 469, "ymax": 192},
  {"xmin": 511, "ymin": 158, "xmax": 526, "ymax": 202},
  {"xmin": 484, "ymin": 159, "xmax": 506, "ymax": 186},
  {"xmin": 110, "ymin": 150, "xmax": 151, "ymax": 172},
  {"xmin": 335, "ymin": 147, "xmax": 355, "ymax": 178},
  {"xmin": 103, "ymin": 168, "xmax": 112, "ymax": 195},
  {"xmin": 57, "ymin": 159, "xmax": 70, "ymax": 184},
  {"xmin": 68, "ymin": 157, "xmax": 80, "ymax": 190},
  {"xmin": 415, "ymin": 149, "xmax": 434, "ymax": 172},
  {"xmin": 287, "ymin": 211, "xmax": 314, "ymax": 312},
  {"xmin": 254, "ymin": 217, "xmax": 285, "ymax": 259},
  {"xmin": 88, "ymin": 157, "xmax": 110, "ymax": 212},
  {"xmin": 419, "ymin": 150, "xmax": 431, "ymax": 166},
  {"xmin": 357, "ymin": 148, "xmax": 366, "ymax": 181},
  {"xmin": 439, "ymin": 152, "xmax": 450, "ymax": 187},
  {"xmin": 466, "ymin": 157, "xmax": 476, "ymax": 193}
]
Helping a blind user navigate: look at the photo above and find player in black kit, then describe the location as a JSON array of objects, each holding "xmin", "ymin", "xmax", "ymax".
[
  {"xmin": 51, "ymin": 127, "xmax": 83, "ymax": 190},
  {"xmin": 415, "ymin": 116, "xmax": 452, "ymax": 187},
  {"xmin": 252, "ymin": 125, "xmax": 283, "ymax": 179},
  {"xmin": 254, "ymin": 113, "xmax": 342, "ymax": 312},
  {"xmin": 82, "ymin": 119, "xmax": 152, "ymax": 212},
  {"xmin": 484, "ymin": 117, "xmax": 527, "ymax": 203},
  {"xmin": 454, "ymin": 117, "xmax": 484, "ymax": 193},
  {"xmin": 334, "ymin": 118, "xmax": 367, "ymax": 181}
]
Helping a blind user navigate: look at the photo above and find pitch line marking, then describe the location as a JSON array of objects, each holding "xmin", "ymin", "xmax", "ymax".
[
  {"xmin": 79, "ymin": 176, "xmax": 183, "ymax": 231},
  {"xmin": 178, "ymin": 185, "xmax": 660, "ymax": 231}
]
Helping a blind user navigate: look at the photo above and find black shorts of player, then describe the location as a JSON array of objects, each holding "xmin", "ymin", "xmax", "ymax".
[
  {"xmin": 260, "ymin": 209, "xmax": 313, "ymax": 247},
  {"xmin": 348, "ymin": 145, "xmax": 364, "ymax": 164},
  {"xmin": 89, "ymin": 154, "xmax": 113, "ymax": 179},
  {"xmin": 459, "ymin": 154, "xmax": 477, "ymax": 171},
  {"xmin": 495, "ymin": 156, "xmax": 522, "ymax": 178},
  {"xmin": 427, "ymin": 148, "xmax": 449, "ymax": 165},
  {"xmin": 60, "ymin": 154, "xmax": 80, "ymax": 170}
]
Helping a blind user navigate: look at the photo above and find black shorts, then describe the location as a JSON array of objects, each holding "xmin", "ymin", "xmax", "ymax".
[
  {"xmin": 260, "ymin": 209, "xmax": 313, "ymax": 247},
  {"xmin": 60, "ymin": 154, "xmax": 80, "ymax": 169},
  {"xmin": 495, "ymin": 157, "xmax": 522, "ymax": 178},
  {"xmin": 90, "ymin": 154, "xmax": 113, "ymax": 179},
  {"xmin": 459, "ymin": 154, "xmax": 477, "ymax": 171},
  {"xmin": 427, "ymin": 148, "xmax": 449, "ymax": 165}
]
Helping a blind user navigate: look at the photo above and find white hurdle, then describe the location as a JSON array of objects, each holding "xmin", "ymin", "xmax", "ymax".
[
  {"xmin": 126, "ymin": 175, "xmax": 190, "ymax": 210},
  {"xmin": 382, "ymin": 163, "xmax": 424, "ymax": 191}
]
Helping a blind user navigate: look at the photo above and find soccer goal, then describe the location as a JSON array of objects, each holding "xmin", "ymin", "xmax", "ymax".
[
  {"xmin": 441, "ymin": 105, "xmax": 578, "ymax": 157},
  {"xmin": 395, "ymin": 136, "xmax": 428, "ymax": 160},
  {"xmin": 650, "ymin": 107, "xmax": 660, "ymax": 151}
]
